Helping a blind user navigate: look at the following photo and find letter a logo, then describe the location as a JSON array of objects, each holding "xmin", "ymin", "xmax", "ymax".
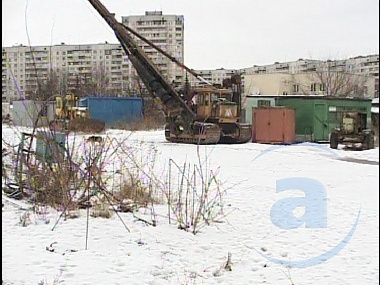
[
  {"xmin": 225, "ymin": 109, "xmax": 232, "ymax": 117},
  {"xmin": 270, "ymin": 177, "xmax": 327, "ymax": 229}
]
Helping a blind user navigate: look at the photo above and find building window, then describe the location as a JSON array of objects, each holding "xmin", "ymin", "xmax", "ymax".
[
  {"xmin": 311, "ymin": 83, "xmax": 317, "ymax": 92},
  {"xmin": 293, "ymin": 84, "xmax": 299, "ymax": 93},
  {"xmin": 319, "ymin": 83, "xmax": 325, "ymax": 92},
  {"xmin": 258, "ymin": 100, "xmax": 271, "ymax": 107}
]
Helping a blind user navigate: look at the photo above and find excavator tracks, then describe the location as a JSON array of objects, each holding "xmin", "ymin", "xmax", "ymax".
[
  {"xmin": 218, "ymin": 124, "xmax": 252, "ymax": 144},
  {"xmin": 165, "ymin": 122, "xmax": 221, "ymax": 145}
]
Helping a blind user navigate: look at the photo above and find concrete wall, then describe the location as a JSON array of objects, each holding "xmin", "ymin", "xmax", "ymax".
[
  {"xmin": 245, "ymin": 96, "xmax": 276, "ymax": 124},
  {"xmin": 2, "ymin": 103, "xmax": 10, "ymax": 119},
  {"xmin": 12, "ymin": 100, "xmax": 51, "ymax": 128}
]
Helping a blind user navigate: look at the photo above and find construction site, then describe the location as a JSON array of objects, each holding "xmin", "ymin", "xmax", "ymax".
[{"xmin": 2, "ymin": 1, "xmax": 379, "ymax": 285}]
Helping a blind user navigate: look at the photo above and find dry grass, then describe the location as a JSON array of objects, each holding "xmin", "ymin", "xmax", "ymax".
[
  {"xmin": 90, "ymin": 202, "xmax": 113, "ymax": 219},
  {"xmin": 110, "ymin": 112, "xmax": 166, "ymax": 131},
  {"xmin": 27, "ymin": 161, "xmax": 80, "ymax": 209},
  {"xmin": 113, "ymin": 177, "xmax": 157, "ymax": 209}
]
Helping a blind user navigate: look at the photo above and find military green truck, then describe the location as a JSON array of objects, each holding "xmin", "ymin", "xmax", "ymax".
[{"xmin": 330, "ymin": 111, "xmax": 375, "ymax": 150}]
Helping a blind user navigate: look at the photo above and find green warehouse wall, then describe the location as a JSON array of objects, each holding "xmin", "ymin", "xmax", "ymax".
[
  {"xmin": 276, "ymin": 97, "xmax": 372, "ymax": 142},
  {"xmin": 245, "ymin": 96, "xmax": 276, "ymax": 124},
  {"xmin": 246, "ymin": 96, "xmax": 373, "ymax": 142}
]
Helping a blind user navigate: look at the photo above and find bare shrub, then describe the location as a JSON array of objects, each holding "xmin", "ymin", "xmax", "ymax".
[
  {"xmin": 114, "ymin": 176, "xmax": 155, "ymax": 208},
  {"xmin": 167, "ymin": 147, "xmax": 228, "ymax": 234},
  {"xmin": 3, "ymin": 124, "xmax": 227, "ymax": 233},
  {"xmin": 90, "ymin": 202, "xmax": 113, "ymax": 219},
  {"xmin": 110, "ymin": 140, "xmax": 166, "ymax": 222},
  {"xmin": 27, "ymin": 160, "xmax": 77, "ymax": 209}
]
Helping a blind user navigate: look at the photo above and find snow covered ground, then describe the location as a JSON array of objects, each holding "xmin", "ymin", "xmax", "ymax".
[{"xmin": 2, "ymin": 125, "xmax": 379, "ymax": 285}]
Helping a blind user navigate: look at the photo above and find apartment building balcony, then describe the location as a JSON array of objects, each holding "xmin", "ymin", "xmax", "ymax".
[
  {"xmin": 66, "ymin": 48, "xmax": 92, "ymax": 54},
  {"xmin": 25, "ymin": 86, "xmax": 38, "ymax": 91},
  {"xmin": 25, "ymin": 78, "xmax": 43, "ymax": 84},
  {"xmin": 111, "ymin": 71, "xmax": 122, "ymax": 76},
  {"xmin": 110, "ymin": 61, "xmax": 123, "ymax": 66},
  {"xmin": 275, "ymin": 66, "xmax": 290, "ymax": 72},
  {"xmin": 25, "ymin": 73, "xmax": 39, "ymax": 79},
  {"xmin": 74, "ymin": 66, "xmax": 93, "ymax": 72},
  {"xmin": 66, "ymin": 59, "xmax": 88, "ymax": 65},
  {"xmin": 25, "ymin": 64, "xmax": 49, "ymax": 71}
]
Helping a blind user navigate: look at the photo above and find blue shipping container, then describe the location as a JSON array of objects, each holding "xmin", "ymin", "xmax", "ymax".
[{"xmin": 79, "ymin": 97, "xmax": 143, "ymax": 126}]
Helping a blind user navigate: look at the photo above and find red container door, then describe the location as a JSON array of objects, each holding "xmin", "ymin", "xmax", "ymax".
[
  {"xmin": 252, "ymin": 107, "xmax": 296, "ymax": 144},
  {"xmin": 253, "ymin": 108, "xmax": 271, "ymax": 143},
  {"xmin": 283, "ymin": 109, "xmax": 296, "ymax": 143},
  {"xmin": 268, "ymin": 108, "xmax": 284, "ymax": 143}
]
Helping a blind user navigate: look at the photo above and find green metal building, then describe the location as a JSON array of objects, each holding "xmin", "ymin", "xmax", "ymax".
[{"xmin": 245, "ymin": 95, "xmax": 373, "ymax": 142}]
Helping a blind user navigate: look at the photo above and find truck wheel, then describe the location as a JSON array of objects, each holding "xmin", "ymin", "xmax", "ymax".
[{"xmin": 330, "ymin": 132, "xmax": 339, "ymax": 149}]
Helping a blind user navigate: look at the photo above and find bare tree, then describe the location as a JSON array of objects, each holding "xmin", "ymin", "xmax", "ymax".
[
  {"xmin": 300, "ymin": 60, "xmax": 371, "ymax": 97},
  {"xmin": 64, "ymin": 66, "xmax": 108, "ymax": 97},
  {"xmin": 16, "ymin": 56, "xmax": 176, "ymax": 100},
  {"xmin": 24, "ymin": 65, "xmax": 120, "ymax": 99},
  {"xmin": 121, "ymin": 74, "xmax": 142, "ymax": 97},
  {"xmin": 37, "ymin": 69, "xmax": 60, "ymax": 101},
  {"xmin": 87, "ymin": 64, "xmax": 111, "ymax": 96}
]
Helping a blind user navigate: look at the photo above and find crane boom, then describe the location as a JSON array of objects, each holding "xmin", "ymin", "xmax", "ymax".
[
  {"xmin": 86, "ymin": 0, "xmax": 251, "ymax": 144},
  {"xmin": 120, "ymin": 24, "xmax": 213, "ymax": 86},
  {"xmin": 87, "ymin": 0, "xmax": 195, "ymax": 121}
]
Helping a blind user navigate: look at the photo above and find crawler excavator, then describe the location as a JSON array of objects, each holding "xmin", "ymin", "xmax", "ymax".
[
  {"xmin": 50, "ymin": 93, "xmax": 105, "ymax": 133},
  {"xmin": 87, "ymin": 0, "xmax": 251, "ymax": 144}
]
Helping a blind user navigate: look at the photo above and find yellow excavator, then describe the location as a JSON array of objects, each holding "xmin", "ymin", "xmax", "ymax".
[
  {"xmin": 50, "ymin": 94, "xmax": 105, "ymax": 133},
  {"xmin": 86, "ymin": 0, "xmax": 251, "ymax": 144}
]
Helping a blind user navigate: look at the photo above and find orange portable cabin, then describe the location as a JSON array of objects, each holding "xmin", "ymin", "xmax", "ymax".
[{"xmin": 252, "ymin": 107, "xmax": 296, "ymax": 144}]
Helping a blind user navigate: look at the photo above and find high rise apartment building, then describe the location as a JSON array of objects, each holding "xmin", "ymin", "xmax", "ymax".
[
  {"xmin": 188, "ymin": 68, "xmax": 240, "ymax": 88},
  {"xmin": 241, "ymin": 55, "xmax": 379, "ymax": 97},
  {"xmin": 190, "ymin": 55, "xmax": 379, "ymax": 98},
  {"xmin": 2, "ymin": 11, "xmax": 185, "ymax": 103},
  {"xmin": 2, "ymin": 43, "xmax": 131, "ymax": 102},
  {"xmin": 122, "ymin": 11, "xmax": 185, "ymax": 86},
  {"xmin": 241, "ymin": 55, "xmax": 379, "ymax": 78}
]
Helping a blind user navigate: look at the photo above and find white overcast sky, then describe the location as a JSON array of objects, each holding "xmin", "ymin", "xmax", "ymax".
[{"xmin": 2, "ymin": 0, "xmax": 379, "ymax": 70}]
